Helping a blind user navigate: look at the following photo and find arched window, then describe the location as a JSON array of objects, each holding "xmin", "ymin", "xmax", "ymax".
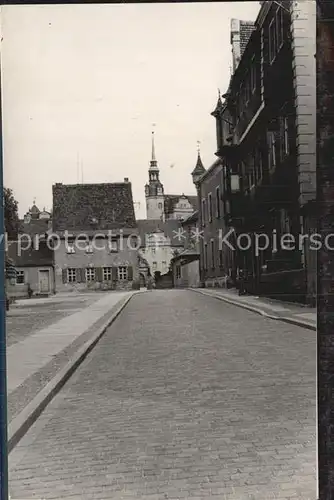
[{"xmin": 158, "ymin": 203, "xmax": 162, "ymax": 209}]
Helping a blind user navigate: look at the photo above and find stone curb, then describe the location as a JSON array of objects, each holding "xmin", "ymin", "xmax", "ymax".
[
  {"xmin": 8, "ymin": 291, "xmax": 138, "ymax": 453},
  {"xmin": 192, "ymin": 289, "xmax": 316, "ymax": 332}
]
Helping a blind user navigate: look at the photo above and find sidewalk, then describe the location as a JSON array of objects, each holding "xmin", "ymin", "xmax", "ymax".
[
  {"xmin": 7, "ymin": 290, "xmax": 139, "ymax": 452},
  {"xmin": 193, "ymin": 288, "xmax": 316, "ymax": 331}
]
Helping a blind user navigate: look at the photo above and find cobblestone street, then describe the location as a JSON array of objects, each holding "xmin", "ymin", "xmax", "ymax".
[{"xmin": 9, "ymin": 290, "xmax": 317, "ymax": 500}]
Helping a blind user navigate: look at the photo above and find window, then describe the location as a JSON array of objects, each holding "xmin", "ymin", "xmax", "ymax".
[
  {"xmin": 108, "ymin": 240, "xmax": 118, "ymax": 253},
  {"xmin": 269, "ymin": 18, "xmax": 277, "ymax": 64},
  {"xmin": 280, "ymin": 116, "xmax": 289, "ymax": 158},
  {"xmin": 85, "ymin": 242, "xmax": 93, "ymax": 254},
  {"xmin": 248, "ymin": 154, "xmax": 256, "ymax": 188},
  {"xmin": 85, "ymin": 268, "xmax": 95, "ymax": 282},
  {"xmin": 250, "ymin": 56, "xmax": 256, "ymax": 93},
  {"xmin": 256, "ymin": 151, "xmax": 263, "ymax": 182},
  {"xmin": 211, "ymin": 240, "xmax": 215, "ymax": 269},
  {"xmin": 152, "ymin": 262, "xmax": 157, "ymax": 271},
  {"xmin": 219, "ymin": 249, "xmax": 224, "ymax": 268},
  {"xmin": 118, "ymin": 266, "xmax": 128, "ymax": 280},
  {"xmin": 103, "ymin": 267, "xmax": 112, "ymax": 281},
  {"xmin": 208, "ymin": 193, "xmax": 213, "ymax": 223},
  {"xmin": 281, "ymin": 209, "xmax": 290, "ymax": 234},
  {"xmin": 16, "ymin": 270, "xmax": 25, "ymax": 284},
  {"xmin": 216, "ymin": 187, "xmax": 221, "ymax": 218},
  {"xmin": 204, "ymin": 243, "xmax": 208, "ymax": 271},
  {"xmin": 162, "ymin": 260, "xmax": 167, "ymax": 266},
  {"xmin": 151, "ymin": 247, "xmax": 156, "ymax": 254},
  {"xmin": 158, "ymin": 203, "xmax": 162, "ymax": 209},
  {"xmin": 276, "ymin": 7, "xmax": 284, "ymax": 50},
  {"xmin": 245, "ymin": 73, "xmax": 251, "ymax": 104},
  {"xmin": 67, "ymin": 268, "xmax": 76, "ymax": 283},
  {"xmin": 268, "ymin": 131, "xmax": 277, "ymax": 170},
  {"xmin": 66, "ymin": 243, "xmax": 75, "ymax": 254},
  {"xmin": 223, "ymin": 165, "xmax": 228, "ymax": 193},
  {"xmin": 202, "ymin": 199, "xmax": 206, "ymax": 226},
  {"xmin": 176, "ymin": 265, "xmax": 181, "ymax": 279}
]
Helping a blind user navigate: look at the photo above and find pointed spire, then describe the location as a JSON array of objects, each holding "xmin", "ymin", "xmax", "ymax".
[
  {"xmin": 191, "ymin": 141, "xmax": 206, "ymax": 178},
  {"xmin": 151, "ymin": 131, "xmax": 156, "ymax": 162},
  {"xmin": 149, "ymin": 127, "xmax": 158, "ymax": 170},
  {"xmin": 211, "ymin": 88, "xmax": 224, "ymax": 118}
]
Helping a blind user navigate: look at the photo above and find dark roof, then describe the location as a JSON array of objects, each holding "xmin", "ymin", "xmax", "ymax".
[
  {"xmin": 181, "ymin": 210, "xmax": 199, "ymax": 225},
  {"xmin": 171, "ymin": 248, "xmax": 200, "ymax": 263},
  {"xmin": 197, "ymin": 158, "xmax": 222, "ymax": 183},
  {"xmin": 52, "ymin": 182, "xmax": 136, "ymax": 232},
  {"xmin": 136, "ymin": 219, "xmax": 185, "ymax": 248},
  {"xmin": 191, "ymin": 154, "xmax": 206, "ymax": 177},
  {"xmin": 211, "ymin": 95, "xmax": 224, "ymax": 118},
  {"xmin": 19, "ymin": 218, "xmax": 51, "ymax": 236},
  {"xmin": 7, "ymin": 240, "xmax": 53, "ymax": 268},
  {"xmin": 239, "ymin": 21, "xmax": 256, "ymax": 56},
  {"xmin": 164, "ymin": 194, "xmax": 198, "ymax": 216}
]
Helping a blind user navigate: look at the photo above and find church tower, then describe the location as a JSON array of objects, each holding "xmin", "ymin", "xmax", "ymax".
[{"xmin": 145, "ymin": 131, "xmax": 165, "ymax": 220}]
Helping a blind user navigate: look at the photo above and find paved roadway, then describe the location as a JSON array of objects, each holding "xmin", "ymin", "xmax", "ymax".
[{"xmin": 9, "ymin": 290, "xmax": 316, "ymax": 500}]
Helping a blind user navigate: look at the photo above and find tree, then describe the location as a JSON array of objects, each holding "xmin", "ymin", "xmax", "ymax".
[{"xmin": 4, "ymin": 187, "xmax": 19, "ymax": 240}]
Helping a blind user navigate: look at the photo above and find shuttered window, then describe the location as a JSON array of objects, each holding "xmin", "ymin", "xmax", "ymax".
[
  {"xmin": 85, "ymin": 268, "xmax": 96, "ymax": 282},
  {"xmin": 103, "ymin": 267, "xmax": 112, "ymax": 281},
  {"xmin": 67, "ymin": 268, "xmax": 76, "ymax": 283},
  {"xmin": 118, "ymin": 266, "xmax": 128, "ymax": 280}
]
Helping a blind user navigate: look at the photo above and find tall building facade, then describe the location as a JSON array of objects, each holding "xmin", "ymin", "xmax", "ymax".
[{"xmin": 197, "ymin": 0, "xmax": 316, "ymax": 304}]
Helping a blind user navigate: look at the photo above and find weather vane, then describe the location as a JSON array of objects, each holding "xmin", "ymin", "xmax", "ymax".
[
  {"xmin": 197, "ymin": 140, "xmax": 201, "ymax": 154},
  {"xmin": 218, "ymin": 88, "xmax": 221, "ymax": 99}
]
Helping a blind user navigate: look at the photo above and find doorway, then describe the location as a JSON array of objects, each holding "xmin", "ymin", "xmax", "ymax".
[{"xmin": 39, "ymin": 269, "xmax": 50, "ymax": 294}]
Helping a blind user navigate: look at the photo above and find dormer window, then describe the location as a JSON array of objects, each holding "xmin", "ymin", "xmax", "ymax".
[
  {"xmin": 108, "ymin": 240, "xmax": 118, "ymax": 253},
  {"xmin": 66, "ymin": 243, "xmax": 76, "ymax": 254},
  {"xmin": 85, "ymin": 242, "xmax": 94, "ymax": 254}
]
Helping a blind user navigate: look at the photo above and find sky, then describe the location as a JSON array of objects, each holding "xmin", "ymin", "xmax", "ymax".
[{"xmin": 1, "ymin": 1, "xmax": 261, "ymax": 220}]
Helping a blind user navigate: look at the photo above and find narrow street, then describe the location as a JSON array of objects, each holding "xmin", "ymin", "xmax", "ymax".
[{"xmin": 9, "ymin": 290, "xmax": 316, "ymax": 500}]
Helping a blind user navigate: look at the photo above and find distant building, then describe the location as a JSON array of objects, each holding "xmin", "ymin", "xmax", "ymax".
[
  {"xmin": 192, "ymin": 155, "xmax": 231, "ymax": 289},
  {"xmin": 7, "ymin": 220, "xmax": 55, "ymax": 299},
  {"xmin": 171, "ymin": 210, "xmax": 201, "ymax": 288},
  {"xmin": 23, "ymin": 201, "xmax": 51, "ymax": 223},
  {"xmin": 137, "ymin": 218, "xmax": 184, "ymax": 279},
  {"xmin": 52, "ymin": 179, "xmax": 139, "ymax": 292},
  {"xmin": 144, "ymin": 132, "xmax": 197, "ymax": 221}
]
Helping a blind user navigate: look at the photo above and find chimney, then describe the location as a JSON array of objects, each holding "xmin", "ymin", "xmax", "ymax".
[
  {"xmin": 124, "ymin": 177, "xmax": 129, "ymax": 183},
  {"xmin": 230, "ymin": 19, "xmax": 241, "ymax": 73}
]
